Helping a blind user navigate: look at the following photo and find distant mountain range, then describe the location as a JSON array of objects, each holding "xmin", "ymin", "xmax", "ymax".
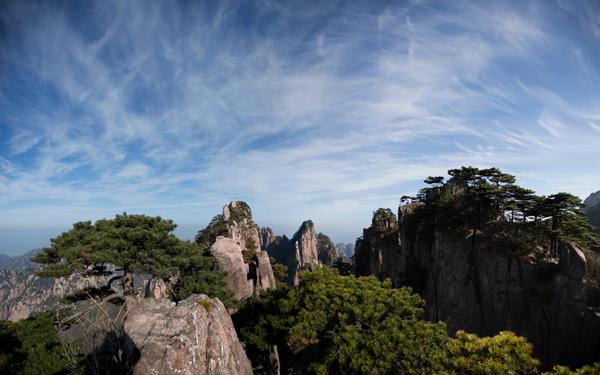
[
  {"xmin": 335, "ymin": 242, "xmax": 354, "ymax": 259},
  {"xmin": 0, "ymin": 249, "xmax": 40, "ymax": 270}
]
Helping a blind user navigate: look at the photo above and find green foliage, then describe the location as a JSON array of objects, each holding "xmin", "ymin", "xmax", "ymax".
[
  {"xmin": 0, "ymin": 312, "xmax": 80, "ymax": 375},
  {"xmin": 446, "ymin": 330, "xmax": 540, "ymax": 374},
  {"xmin": 33, "ymin": 213, "xmax": 236, "ymax": 306},
  {"xmin": 409, "ymin": 166, "xmax": 600, "ymax": 261},
  {"xmin": 195, "ymin": 214, "xmax": 228, "ymax": 248},
  {"xmin": 545, "ymin": 363, "xmax": 600, "ymax": 374},
  {"xmin": 236, "ymin": 268, "xmax": 449, "ymax": 374},
  {"xmin": 269, "ymin": 256, "xmax": 288, "ymax": 285},
  {"xmin": 242, "ymin": 238, "xmax": 259, "ymax": 264},
  {"xmin": 235, "ymin": 268, "xmax": 550, "ymax": 374},
  {"xmin": 169, "ymin": 241, "xmax": 237, "ymax": 307},
  {"xmin": 33, "ymin": 214, "xmax": 183, "ymax": 279}
]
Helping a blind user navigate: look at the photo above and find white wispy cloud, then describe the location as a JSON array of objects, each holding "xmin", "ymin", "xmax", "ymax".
[{"xmin": 0, "ymin": 0, "xmax": 599, "ymax": 254}]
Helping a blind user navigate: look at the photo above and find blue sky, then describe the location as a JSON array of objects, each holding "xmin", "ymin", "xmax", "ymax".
[{"xmin": 1, "ymin": 0, "xmax": 600, "ymax": 255}]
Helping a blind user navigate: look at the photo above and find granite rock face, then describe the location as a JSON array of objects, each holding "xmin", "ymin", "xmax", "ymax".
[
  {"xmin": 354, "ymin": 208, "xmax": 401, "ymax": 286},
  {"xmin": 289, "ymin": 220, "xmax": 320, "ymax": 286},
  {"xmin": 0, "ymin": 269, "xmax": 117, "ymax": 321},
  {"xmin": 317, "ymin": 233, "xmax": 339, "ymax": 266},
  {"xmin": 585, "ymin": 190, "xmax": 600, "ymax": 234},
  {"xmin": 209, "ymin": 201, "xmax": 276, "ymax": 300},
  {"xmin": 396, "ymin": 204, "xmax": 600, "ymax": 368},
  {"xmin": 124, "ymin": 294, "xmax": 253, "ymax": 375}
]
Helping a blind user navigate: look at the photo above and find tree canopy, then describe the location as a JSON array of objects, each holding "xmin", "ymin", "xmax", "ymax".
[
  {"xmin": 32, "ymin": 213, "xmax": 234, "ymax": 305},
  {"xmin": 234, "ymin": 268, "xmax": 541, "ymax": 374},
  {"xmin": 412, "ymin": 166, "xmax": 600, "ymax": 259}
]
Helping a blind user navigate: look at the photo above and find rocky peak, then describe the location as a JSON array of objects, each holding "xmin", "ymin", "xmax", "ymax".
[
  {"xmin": 354, "ymin": 208, "xmax": 401, "ymax": 285},
  {"xmin": 289, "ymin": 220, "xmax": 319, "ymax": 286},
  {"xmin": 317, "ymin": 233, "xmax": 339, "ymax": 266},
  {"xmin": 584, "ymin": 190, "xmax": 600, "ymax": 210},
  {"xmin": 371, "ymin": 208, "xmax": 399, "ymax": 233},
  {"xmin": 209, "ymin": 201, "xmax": 276, "ymax": 300}
]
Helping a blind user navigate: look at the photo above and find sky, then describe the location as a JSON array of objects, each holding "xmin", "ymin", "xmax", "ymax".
[{"xmin": 1, "ymin": 0, "xmax": 600, "ymax": 255}]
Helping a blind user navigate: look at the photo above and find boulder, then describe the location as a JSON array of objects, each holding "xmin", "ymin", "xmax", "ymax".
[
  {"xmin": 210, "ymin": 237, "xmax": 254, "ymax": 301},
  {"xmin": 124, "ymin": 294, "xmax": 253, "ymax": 375}
]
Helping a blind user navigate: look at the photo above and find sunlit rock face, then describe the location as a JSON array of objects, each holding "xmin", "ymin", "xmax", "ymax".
[
  {"xmin": 288, "ymin": 220, "xmax": 320, "ymax": 286},
  {"xmin": 124, "ymin": 294, "xmax": 253, "ymax": 375},
  {"xmin": 210, "ymin": 201, "xmax": 276, "ymax": 300}
]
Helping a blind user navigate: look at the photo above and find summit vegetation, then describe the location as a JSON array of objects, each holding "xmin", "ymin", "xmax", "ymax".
[{"xmin": 402, "ymin": 167, "xmax": 600, "ymax": 282}]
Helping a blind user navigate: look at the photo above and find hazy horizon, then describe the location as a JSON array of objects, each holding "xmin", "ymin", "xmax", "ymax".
[{"xmin": 2, "ymin": 0, "xmax": 600, "ymax": 255}]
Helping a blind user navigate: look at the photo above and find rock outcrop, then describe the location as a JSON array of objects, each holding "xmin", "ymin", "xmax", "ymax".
[
  {"xmin": 317, "ymin": 233, "xmax": 339, "ymax": 266},
  {"xmin": 396, "ymin": 204, "xmax": 600, "ymax": 368},
  {"xmin": 124, "ymin": 294, "xmax": 253, "ymax": 375},
  {"xmin": 585, "ymin": 190, "xmax": 600, "ymax": 234},
  {"xmin": 288, "ymin": 220, "xmax": 320, "ymax": 286},
  {"xmin": 209, "ymin": 201, "xmax": 276, "ymax": 300},
  {"xmin": 354, "ymin": 208, "xmax": 401, "ymax": 286}
]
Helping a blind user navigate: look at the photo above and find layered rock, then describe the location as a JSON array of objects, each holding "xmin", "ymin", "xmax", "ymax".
[
  {"xmin": 209, "ymin": 201, "xmax": 276, "ymax": 300},
  {"xmin": 317, "ymin": 233, "xmax": 339, "ymax": 266},
  {"xmin": 124, "ymin": 294, "xmax": 253, "ymax": 375},
  {"xmin": 397, "ymin": 204, "xmax": 600, "ymax": 368},
  {"xmin": 354, "ymin": 208, "xmax": 401, "ymax": 286},
  {"xmin": 288, "ymin": 220, "xmax": 320, "ymax": 286}
]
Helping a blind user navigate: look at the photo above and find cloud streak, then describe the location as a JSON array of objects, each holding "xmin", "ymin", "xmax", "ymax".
[{"xmin": 0, "ymin": 0, "xmax": 599, "ymax": 254}]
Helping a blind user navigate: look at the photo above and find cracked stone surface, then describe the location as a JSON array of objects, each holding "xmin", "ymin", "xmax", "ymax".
[{"xmin": 124, "ymin": 294, "xmax": 253, "ymax": 375}]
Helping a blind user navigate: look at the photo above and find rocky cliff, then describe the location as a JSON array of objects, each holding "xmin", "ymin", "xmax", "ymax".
[
  {"xmin": 354, "ymin": 208, "xmax": 401, "ymax": 286},
  {"xmin": 396, "ymin": 204, "xmax": 600, "ymax": 368},
  {"xmin": 0, "ymin": 249, "xmax": 39, "ymax": 270},
  {"xmin": 585, "ymin": 190, "xmax": 600, "ymax": 234},
  {"xmin": 0, "ymin": 269, "xmax": 116, "ymax": 321},
  {"xmin": 124, "ymin": 294, "xmax": 253, "ymax": 375},
  {"xmin": 317, "ymin": 233, "xmax": 339, "ymax": 266},
  {"xmin": 288, "ymin": 220, "xmax": 320, "ymax": 286},
  {"xmin": 209, "ymin": 201, "xmax": 276, "ymax": 300}
]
